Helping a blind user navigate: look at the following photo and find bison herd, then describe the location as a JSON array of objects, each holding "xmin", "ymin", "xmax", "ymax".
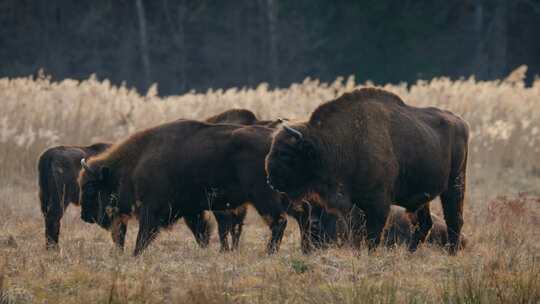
[{"xmin": 38, "ymin": 88, "xmax": 469, "ymax": 256}]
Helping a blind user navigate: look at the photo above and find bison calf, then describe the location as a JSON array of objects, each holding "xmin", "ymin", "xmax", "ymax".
[{"xmin": 37, "ymin": 143, "xmax": 111, "ymax": 249}]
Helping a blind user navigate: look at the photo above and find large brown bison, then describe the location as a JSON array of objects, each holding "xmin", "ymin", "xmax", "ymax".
[
  {"xmin": 79, "ymin": 120, "xmax": 290, "ymax": 256},
  {"xmin": 37, "ymin": 143, "xmax": 111, "ymax": 249},
  {"xmin": 265, "ymin": 88, "xmax": 469, "ymax": 254}
]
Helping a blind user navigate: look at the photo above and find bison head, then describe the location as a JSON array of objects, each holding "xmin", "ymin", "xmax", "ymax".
[
  {"xmin": 79, "ymin": 158, "xmax": 116, "ymax": 229},
  {"xmin": 265, "ymin": 123, "xmax": 320, "ymax": 200}
]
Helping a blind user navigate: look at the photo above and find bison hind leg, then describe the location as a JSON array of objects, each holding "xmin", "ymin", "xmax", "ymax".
[
  {"xmin": 134, "ymin": 207, "xmax": 162, "ymax": 256},
  {"xmin": 45, "ymin": 213, "xmax": 62, "ymax": 250},
  {"xmin": 259, "ymin": 211, "xmax": 287, "ymax": 254},
  {"xmin": 363, "ymin": 206, "xmax": 390, "ymax": 251},
  {"xmin": 407, "ymin": 204, "xmax": 433, "ymax": 252},
  {"xmin": 440, "ymin": 171, "xmax": 466, "ymax": 255},
  {"xmin": 43, "ymin": 201, "xmax": 69, "ymax": 250}
]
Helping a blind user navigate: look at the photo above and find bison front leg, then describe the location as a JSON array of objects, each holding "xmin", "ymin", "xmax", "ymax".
[
  {"xmin": 362, "ymin": 203, "xmax": 390, "ymax": 251},
  {"xmin": 296, "ymin": 213, "xmax": 314, "ymax": 254},
  {"xmin": 267, "ymin": 213, "xmax": 287, "ymax": 254},
  {"xmin": 251, "ymin": 193, "xmax": 287, "ymax": 254},
  {"xmin": 43, "ymin": 200, "xmax": 70, "ymax": 250},
  {"xmin": 407, "ymin": 204, "xmax": 433, "ymax": 252},
  {"xmin": 230, "ymin": 206, "xmax": 247, "ymax": 250},
  {"xmin": 285, "ymin": 202, "xmax": 314, "ymax": 254},
  {"xmin": 257, "ymin": 210, "xmax": 287, "ymax": 254},
  {"xmin": 299, "ymin": 218, "xmax": 314, "ymax": 254},
  {"xmin": 134, "ymin": 207, "xmax": 161, "ymax": 256},
  {"xmin": 213, "ymin": 211, "xmax": 232, "ymax": 252},
  {"xmin": 111, "ymin": 217, "xmax": 128, "ymax": 250}
]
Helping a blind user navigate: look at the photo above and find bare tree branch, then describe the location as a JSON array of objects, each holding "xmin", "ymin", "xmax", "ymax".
[{"xmin": 135, "ymin": 0, "xmax": 151, "ymax": 90}]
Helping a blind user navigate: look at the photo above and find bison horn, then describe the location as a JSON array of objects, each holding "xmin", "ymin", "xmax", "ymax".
[
  {"xmin": 282, "ymin": 123, "xmax": 303, "ymax": 140},
  {"xmin": 80, "ymin": 158, "xmax": 95, "ymax": 175}
]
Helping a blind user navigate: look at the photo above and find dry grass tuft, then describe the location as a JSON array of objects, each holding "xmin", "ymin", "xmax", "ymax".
[{"xmin": 0, "ymin": 68, "xmax": 539, "ymax": 303}]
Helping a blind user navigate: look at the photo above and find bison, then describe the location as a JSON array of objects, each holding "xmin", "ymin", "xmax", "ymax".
[
  {"xmin": 205, "ymin": 108, "xmax": 284, "ymax": 128},
  {"xmin": 37, "ymin": 142, "xmax": 215, "ymax": 250},
  {"xmin": 265, "ymin": 88, "xmax": 469, "ymax": 254},
  {"xmin": 79, "ymin": 120, "xmax": 291, "ymax": 256},
  {"xmin": 199, "ymin": 108, "xmax": 284, "ymax": 251},
  {"xmin": 383, "ymin": 207, "xmax": 468, "ymax": 249},
  {"xmin": 325, "ymin": 205, "xmax": 468, "ymax": 249},
  {"xmin": 203, "ymin": 109, "xmax": 263, "ymax": 251},
  {"xmin": 204, "ymin": 109, "xmax": 326, "ymax": 252},
  {"xmin": 37, "ymin": 143, "xmax": 111, "ymax": 249}
]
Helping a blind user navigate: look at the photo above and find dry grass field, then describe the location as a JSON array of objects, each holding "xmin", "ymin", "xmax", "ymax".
[{"xmin": 1, "ymin": 67, "xmax": 539, "ymax": 303}]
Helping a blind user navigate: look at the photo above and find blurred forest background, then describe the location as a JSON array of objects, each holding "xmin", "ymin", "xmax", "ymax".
[{"xmin": 1, "ymin": 0, "xmax": 539, "ymax": 95}]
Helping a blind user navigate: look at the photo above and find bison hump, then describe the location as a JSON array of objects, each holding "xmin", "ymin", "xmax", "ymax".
[{"xmin": 309, "ymin": 88, "xmax": 406, "ymax": 124}]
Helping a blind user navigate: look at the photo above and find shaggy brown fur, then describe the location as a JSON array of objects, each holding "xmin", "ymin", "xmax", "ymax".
[
  {"xmin": 37, "ymin": 143, "xmax": 111, "ymax": 249},
  {"xmin": 266, "ymin": 88, "xmax": 469, "ymax": 254},
  {"xmin": 79, "ymin": 120, "xmax": 289, "ymax": 256}
]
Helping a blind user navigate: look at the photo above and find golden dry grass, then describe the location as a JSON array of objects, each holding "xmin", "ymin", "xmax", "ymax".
[{"xmin": 0, "ymin": 67, "xmax": 539, "ymax": 303}]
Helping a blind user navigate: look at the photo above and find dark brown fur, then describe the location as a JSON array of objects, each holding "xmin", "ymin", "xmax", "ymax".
[
  {"xmin": 37, "ymin": 142, "xmax": 111, "ymax": 249},
  {"xmin": 37, "ymin": 142, "xmax": 219, "ymax": 251},
  {"xmin": 205, "ymin": 108, "xmax": 258, "ymax": 125},
  {"xmin": 202, "ymin": 109, "xmax": 280, "ymax": 251},
  {"xmin": 79, "ymin": 120, "xmax": 289, "ymax": 256},
  {"xmin": 204, "ymin": 109, "xmax": 318, "ymax": 252},
  {"xmin": 37, "ymin": 109, "xmax": 288, "ymax": 253},
  {"xmin": 266, "ymin": 88, "xmax": 469, "ymax": 254}
]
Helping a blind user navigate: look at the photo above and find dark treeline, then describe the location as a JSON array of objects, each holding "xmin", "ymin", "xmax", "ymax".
[{"xmin": 1, "ymin": 0, "xmax": 539, "ymax": 95}]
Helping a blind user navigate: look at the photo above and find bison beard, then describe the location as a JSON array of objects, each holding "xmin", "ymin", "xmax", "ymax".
[
  {"xmin": 266, "ymin": 88, "xmax": 469, "ymax": 254},
  {"xmin": 37, "ymin": 142, "xmax": 111, "ymax": 249},
  {"xmin": 79, "ymin": 120, "xmax": 290, "ymax": 256}
]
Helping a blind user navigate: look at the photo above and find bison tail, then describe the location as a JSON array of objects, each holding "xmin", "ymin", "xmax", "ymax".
[{"xmin": 37, "ymin": 151, "xmax": 57, "ymax": 215}]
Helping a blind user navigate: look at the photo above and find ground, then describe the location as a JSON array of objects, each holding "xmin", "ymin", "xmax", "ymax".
[{"xmin": 0, "ymin": 70, "xmax": 539, "ymax": 303}]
